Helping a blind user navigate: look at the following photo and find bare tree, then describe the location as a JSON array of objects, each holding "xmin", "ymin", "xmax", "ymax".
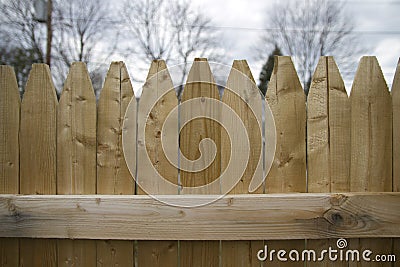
[
  {"xmin": 0, "ymin": 0, "xmax": 116, "ymax": 95},
  {"xmin": 52, "ymin": 0, "xmax": 116, "ymax": 94},
  {"xmin": 121, "ymin": 0, "xmax": 225, "ymax": 97},
  {"xmin": 257, "ymin": 0, "xmax": 363, "ymax": 94},
  {"xmin": 0, "ymin": 0, "xmax": 46, "ymax": 91},
  {"xmin": 0, "ymin": 0, "xmax": 46, "ymax": 60}
]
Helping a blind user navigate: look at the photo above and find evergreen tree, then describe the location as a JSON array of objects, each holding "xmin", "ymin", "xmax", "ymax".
[{"xmin": 258, "ymin": 45, "xmax": 282, "ymax": 95}]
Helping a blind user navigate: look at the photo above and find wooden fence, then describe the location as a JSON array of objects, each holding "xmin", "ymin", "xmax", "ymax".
[{"xmin": 0, "ymin": 56, "xmax": 399, "ymax": 267}]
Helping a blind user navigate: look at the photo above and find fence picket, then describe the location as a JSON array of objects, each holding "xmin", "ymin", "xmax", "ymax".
[
  {"xmin": 392, "ymin": 59, "xmax": 400, "ymax": 265},
  {"xmin": 57, "ymin": 62, "xmax": 96, "ymax": 193},
  {"xmin": 0, "ymin": 66, "xmax": 20, "ymax": 266},
  {"xmin": 349, "ymin": 56, "xmax": 392, "ymax": 266},
  {"xmin": 306, "ymin": 56, "xmax": 350, "ymax": 266},
  {"xmin": 57, "ymin": 62, "xmax": 97, "ymax": 266},
  {"xmin": 19, "ymin": 64, "xmax": 58, "ymax": 266},
  {"xmin": 265, "ymin": 56, "xmax": 306, "ymax": 192},
  {"xmin": 221, "ymin": 60, "xmax": 264, "ymax": 267},
  {"xmin": 179, "ymin": 58, "xmax": 221, "ymax": 266},
  {"xmin": 137, "ymin": 60, "xmax": 178, "ymax": 266},
  {"xmin": 96, "ymin": 62, "xmax": 135, "ymax": 266},
  {"xmin": 265, "ymin": 56, "xmax": 306, "ymax": 266}
]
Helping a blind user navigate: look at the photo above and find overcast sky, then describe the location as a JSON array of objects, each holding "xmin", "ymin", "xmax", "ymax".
[
  {"xmin": 187, "ymin": 0, "xmax": 400, "ymax": 92},
  {"xmin": 116, "ymin": 0, "xmax": 400, "ymax": 95}
]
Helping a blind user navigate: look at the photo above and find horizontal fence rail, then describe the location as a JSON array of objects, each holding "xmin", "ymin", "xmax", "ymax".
[{"xmin": 1, "ymin": 193, "xmax": 400, "ymax": 240}]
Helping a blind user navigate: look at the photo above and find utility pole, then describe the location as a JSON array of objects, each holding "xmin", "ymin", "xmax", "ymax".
[{"xmin": 46, "ymin": 0, "xmax": 53, "ymax": 67}]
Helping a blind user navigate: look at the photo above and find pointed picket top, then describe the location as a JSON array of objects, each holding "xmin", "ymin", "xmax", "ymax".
[
  {"xmin": 265, "ymin": 56, "xmax": 306, "ymax": 193},
  {"xmin": 222, "ymin": 60, "xmax": 263, "ymax": 194},
  {"xmin": 181, "ymin": 58, "xmax": 219, "ymax": 101},
  {"xmin": 307, "ymin": 56, "xmax": 350, "ymax": 193},
  {"xmin": 57, "ymin": 62, "xmax": 96, "ymax": 194},
  {"xmin": 97, "ymin": 61, "xmax": 135, "ymax": 195},
  {"xmin": 392, "ymin": 58, "xmax": 400, "ymax": 192},
  {"xmin": 350, "ymin": 56, "xmax": 390, "ymax": 98},
  {"xmin": 0, "ymin": 66, "xmax": 20, "ymax": 194},
  {"xmin": 350, "ymin": 56, "xmax": 392, "ymax": 192},
  {"xmin": 266, "ymin": 56, "xmax": 304, "ymax": 104},
  {"xmin": 137, "ymin": 59, "xmax": 178, "ymax": 195}
]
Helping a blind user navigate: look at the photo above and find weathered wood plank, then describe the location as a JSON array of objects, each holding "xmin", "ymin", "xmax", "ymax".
[
  {"xmin": 97, "ymin": 61, "xmax": 135, "ymax": 194},
  {"xmin": 57, "ymin": 62, "xmax": 97, "ymax": 266},
  {"xmin": 350, "ymin": 56, "xmax": 392, "ymax": 192},
  {"xmin": 57, "ymin": 62, "xmax": 96, "ymax": 194},
  {"xmin": 180, "ymin": 58, "xmax": 221, "ymax": 192},
  {"xmin": 392, "ymin": 59, "xmax": 400, "ymax": 267},
  {"xmin": 20, "ymin": 64, "xmax": 58, "ymax": 194},
  {"xmin": 0, "ymin": 66, "xmax": 20, "ymax": 267},
  {"xmin": 19, "ymin": 64, "xmax": 58, "ymax": 266},
  {"xmin": 307, "ymin": 56, "xmax": 350, "ymax": 192},
  {"xmin": 349, "ymin": 56, "xmax": 392, "ymax": 267},
  {"xmin": 0, "ymin": 193, "xmax": 399, "ymax": 240},
  {"xmin": 180, "ymin": 58, "xmax": 221, "ymax": 266},
  {"xmin": 137, "ymin": 60, "xmax": 178, "ymax": 195},
  {"xmin": 306, "ymin": 57, "xmax": 350, "ymax": 267},
  {"xmin": 265, "ymin": 56, "xmax": 306, "ymax": 266},
  {"xmin": 0, "ymin": 66, "xmax": 20, "ymax": 194},
  {"xmin": 265, "ymin": 56, "xmax": 306, "ymax": 193},
  {"xmin": 221, "ymin": 60, "xmax": 264, "ymax": 267},
  {"xmin": 97, "ymin": 62, "xmax": 135, "ymax": 266},
  {"xmin": 221, "ymin": 60, "xmax": 263, "ymax": 194},
  {"xmin": 393, "ymin": 59, "xmax": 400, "ymax": 194},
  {"xmin": 136, "ymin": 60, "xmax": 178, "ymax": 266}
]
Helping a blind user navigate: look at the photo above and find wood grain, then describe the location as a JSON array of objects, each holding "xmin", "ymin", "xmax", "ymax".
[
  {"xmin": 57, "ymin": 62, "xmax": 96, "ymax": 194},
  {"xmin": 265, "ymin": 56, "xmax": 306, "ymax": 266},
  {"xmin": 307, "ymin": 57, "xmax": 350, "ymax": 193},
  {"xmin": 221, "ymin": 60, "xmax": 263, "ymax": 194},
  {"xmin": 349, "ymin": 56, "xmax": 392, "ymax": 267},
  {"xmin": 180, "ymin": 58, "xmax": 221, "ymax": 192},
  {"xmin": 137, "ymin": 60, "xmax": 178, "ymax": 266},
  {"xmin": 57, "ymin": 62, "xmax": 97, "ymax": 266},
  {"xmin": 265, "ymin": 56, "xmax": 306, "ymax": 193},
  {"xmin": 0, "ymin": 66, "xmax": 20, "ymax": 266},
  {"xmin": 97, "ymin": 62, "xmax": 135, "ymax": 266},
  {"xmin": 306, "ymin": 57, "xmax": 350, "ymax": 266},
  {"xmin": 137, "ymin": 60, "xmax": 178, "ymax": 195},
  {"xmin": 221, "ymin": 60, "xmax": 264, "ymax": 267},
  {"xmin": 180, "ymin": 58, "xmax": 221, "ymax": 266},
  {"xmin": 97, "ymin": 62, "xmax": 135, "ymax": 194},
  {"xmin": 19, "ymin": 64, "xmax": 58, "ymax": 266},
  {"xmin": 0, "ymin": 193, "xmax": 399, "ymax": 240},
  {"xmin": 393, "ymin": 59, "xmax": 400, "ymax": 193},
  {"xmin": 392, "ymin": 59, "xmax": 400, "ymax": 267}
]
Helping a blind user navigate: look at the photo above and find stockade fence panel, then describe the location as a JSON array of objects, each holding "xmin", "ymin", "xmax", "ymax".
[{"xmin": 0, "ymin": 56, "xmax": 399, "ymax": 267}]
